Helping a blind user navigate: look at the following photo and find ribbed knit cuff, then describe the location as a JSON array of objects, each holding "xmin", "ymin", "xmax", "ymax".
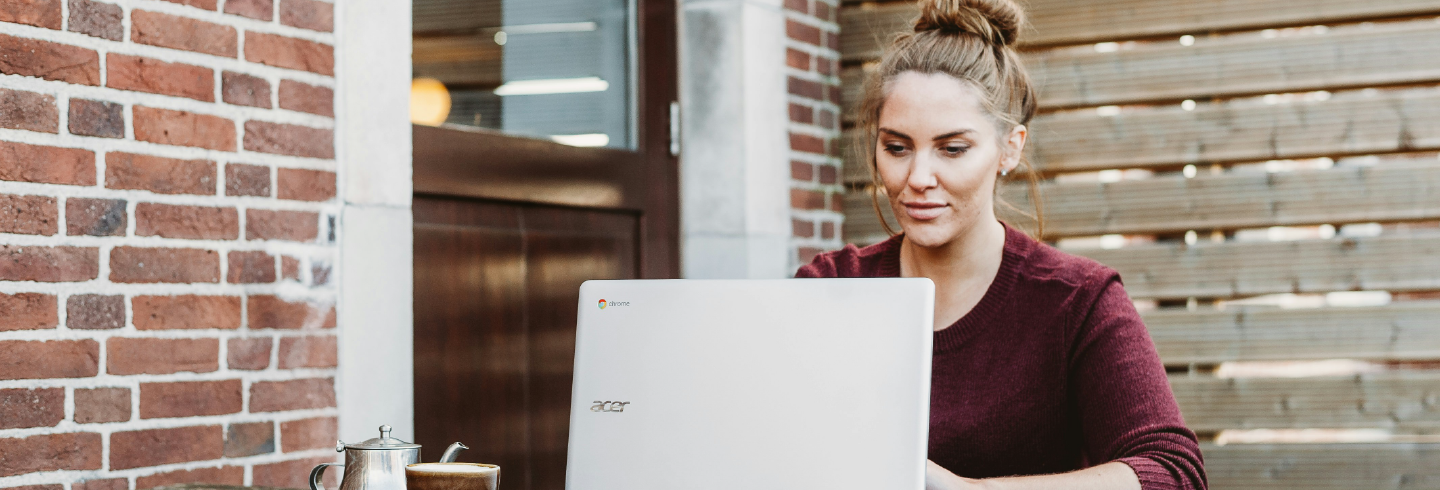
[{"xmin": 1117, "ymin": 457, "xmax": 1182, "ymax": 490}]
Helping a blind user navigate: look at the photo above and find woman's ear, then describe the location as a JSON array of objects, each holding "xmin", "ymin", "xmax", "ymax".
[{"xmin": 1001, "ymin": 124, "xmax": 1027, "ymax": 175}]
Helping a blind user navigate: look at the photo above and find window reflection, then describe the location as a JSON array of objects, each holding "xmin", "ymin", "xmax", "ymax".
[{"xmin": 412, "ymin": 0, "xmax": 634, "ymax": 148}]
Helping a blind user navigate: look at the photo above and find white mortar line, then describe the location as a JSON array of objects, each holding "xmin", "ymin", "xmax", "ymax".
[{"xmin": 0, "ymin": 22, "xmax": 336, "ymax": 88}]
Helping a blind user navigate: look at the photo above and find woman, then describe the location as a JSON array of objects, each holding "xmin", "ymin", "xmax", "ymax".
[{"xmin": 795, "ymin": 0, "xmax": 1207, "ymax": 488}]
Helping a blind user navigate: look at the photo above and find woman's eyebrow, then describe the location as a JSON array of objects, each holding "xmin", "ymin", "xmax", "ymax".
[
  {"xmin": 932, "ymin": 130, "xmax": 975, "ymax": 141},
  {"xmin": 878, "ymin": 128, "xmax": 912, "ymax": 139}
]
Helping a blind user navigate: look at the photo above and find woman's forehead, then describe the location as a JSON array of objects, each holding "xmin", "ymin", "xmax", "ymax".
[{"xmin": 879, "ymin": 72, "xmax": 991, "ymax": 133}]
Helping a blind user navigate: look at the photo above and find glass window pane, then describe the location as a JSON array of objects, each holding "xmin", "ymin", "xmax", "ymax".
[{"xmin": 413, "ymin": 0, "xmax": 634, "ymax": 149}]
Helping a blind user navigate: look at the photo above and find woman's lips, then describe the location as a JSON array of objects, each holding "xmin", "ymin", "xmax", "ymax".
[{"xmin": 903, "ymin": 201, "xmax": 948, "ymax": 221}]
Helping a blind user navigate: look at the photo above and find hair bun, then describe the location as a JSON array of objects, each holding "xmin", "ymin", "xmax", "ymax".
[{"xmin": 914, "ymin": 0, "xmax": 1025, "ymax": 47}]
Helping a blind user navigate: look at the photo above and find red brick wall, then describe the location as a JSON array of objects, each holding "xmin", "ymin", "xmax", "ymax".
[
  {"xmin": 784, "ymin": 0, "xmax": 844, "ymax": 270},
  {"xmin": 0, "ymin": 0, "xmax": 340, "ymax": 488}
]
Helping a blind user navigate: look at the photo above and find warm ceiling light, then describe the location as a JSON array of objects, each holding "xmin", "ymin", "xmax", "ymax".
[
  {"xmin": 410, "ymin": 78, "xmax": 451, "ymax": 126},
  {"xmin": 494, "ymin": 77, "xmax": 608, "ymax": 96}
]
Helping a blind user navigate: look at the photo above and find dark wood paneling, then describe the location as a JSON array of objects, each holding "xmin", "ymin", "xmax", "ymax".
[
  {"xmin": 413, "ymin": 199, "xmax": 529, "ymax": 477},
  {"xmin": 522, "ymin": 207, "xmax": 636, "ymax": 490},
  {"xmin": 635, "ymin": 0, "xmax": 681, "ymax": 280},
  {"xmin": 414, "ymin": 197, "xmax": 638, "ymax": 490},
  {"xmin": 413, "ymin": 125, "xmax": 647, "ymax": 210}
]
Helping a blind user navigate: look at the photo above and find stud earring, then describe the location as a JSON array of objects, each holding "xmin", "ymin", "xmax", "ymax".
[{"xmin": 1000, "ymin": 168, "xmax": 1010, "ymax": 177}]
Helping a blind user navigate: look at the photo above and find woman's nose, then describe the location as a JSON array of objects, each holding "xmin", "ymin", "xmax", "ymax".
[{"xmin": 907, "ymin": 155, "xmax": 939, "ymax": 190}]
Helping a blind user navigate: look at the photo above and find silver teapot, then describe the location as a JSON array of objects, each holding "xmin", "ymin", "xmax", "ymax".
[{"xmin": 309, "ymin": 425, "xmax": 468, "ymax": 490}]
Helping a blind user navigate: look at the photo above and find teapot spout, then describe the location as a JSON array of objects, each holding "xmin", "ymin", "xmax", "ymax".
[{"xmin": 438, "ymin": 442, "xmax": 469, "ymax": 463}]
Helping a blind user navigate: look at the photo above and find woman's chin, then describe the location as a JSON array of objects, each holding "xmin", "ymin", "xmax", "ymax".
[{"xmin": 899, "ymin": 221, "xmax": 959, "ymax": 248}]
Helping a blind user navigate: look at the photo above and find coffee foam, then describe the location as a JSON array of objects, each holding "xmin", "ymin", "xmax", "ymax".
[{"xmin": 407, "ymin": 464, "xmax": 498, "ymax": 474}]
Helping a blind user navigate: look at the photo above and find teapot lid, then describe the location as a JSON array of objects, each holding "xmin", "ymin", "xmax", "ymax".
[{"xmin": 340, "ymin": 425, "xmax": 421, "ymax": 451}]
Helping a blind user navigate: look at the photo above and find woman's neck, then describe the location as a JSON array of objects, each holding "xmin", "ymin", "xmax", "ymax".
[{"xmin": 900, "ymin": 218, "xmax": 1008, "ymax": 330}]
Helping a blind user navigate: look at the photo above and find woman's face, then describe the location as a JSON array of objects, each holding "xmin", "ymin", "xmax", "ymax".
[{"xmin": 875, "ymin": 71, "xmax": 1025, "ymax": 248}]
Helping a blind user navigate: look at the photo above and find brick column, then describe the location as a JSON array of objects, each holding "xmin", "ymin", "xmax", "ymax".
[
  {"xmin": 0, "ymin": 0, "xmax": 342, "ymax": 488},
  {"xmin": 783, "ymin": 0, "xmax": 845, "ymax": 270}
]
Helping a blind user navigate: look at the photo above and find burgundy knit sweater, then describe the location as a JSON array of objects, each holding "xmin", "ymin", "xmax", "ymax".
[{"xmin": 796, "ymin": 225, "xmax": 1206, "ymax": 490}]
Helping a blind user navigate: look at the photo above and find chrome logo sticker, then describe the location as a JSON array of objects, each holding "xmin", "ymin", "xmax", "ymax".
[{"xmin": 598, "ymin": 299, "xmax": 630, "ymax": 309}]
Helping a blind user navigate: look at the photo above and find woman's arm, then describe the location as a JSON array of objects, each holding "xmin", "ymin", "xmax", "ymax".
[
  {"xmin": 927, "ymin": 460, "xmax": 1140, "ymax": 490},
  {"xmin": 932, "ymin": 273, "xmax": 1204, "ymax": 490},
  {"xmin": 1065, "ymin": 275, "xmax": 1207, "ymax": 489}
]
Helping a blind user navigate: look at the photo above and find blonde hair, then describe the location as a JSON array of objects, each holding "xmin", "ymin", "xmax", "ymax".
[{"xmin": 856, "ymin": 0, "xmax": 1044, "ymax": 237}]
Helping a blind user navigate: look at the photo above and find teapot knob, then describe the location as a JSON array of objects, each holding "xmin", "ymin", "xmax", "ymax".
[{"xmin": 379, "ymin": 425, "xmax": 392, "ymax": 440}]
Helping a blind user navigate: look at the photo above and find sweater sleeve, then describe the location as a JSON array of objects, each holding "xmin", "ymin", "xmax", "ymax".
[
  {"xmin": 1069, "ymin": 274, "xmax": 1207, "ymax": 490},
  {"xmin": 794, "ymin": 260, "xmax": 828, "ymax": 278},
  {"xmin": 794, "ymin": 246, "xmax": 845, "ymax": 278}
]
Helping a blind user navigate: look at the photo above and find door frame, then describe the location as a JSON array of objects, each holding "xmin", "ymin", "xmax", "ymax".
[{"xmin": 412, "ymin": 0, "xmax": 680, "ymax": 279}]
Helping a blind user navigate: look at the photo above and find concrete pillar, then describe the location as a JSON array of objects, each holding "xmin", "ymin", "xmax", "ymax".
[
  {"xmin": 679, "ymin": 0, "xmax": 794, "ymax": 279},
  {"xmin": 335, "ymin": 0, "xmax": 416, "ymax": 442}
]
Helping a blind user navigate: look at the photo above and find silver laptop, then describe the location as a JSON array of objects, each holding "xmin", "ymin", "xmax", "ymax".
[{"xmin": 565, "ymin": 279, "xmax": 934, "ymax": 490}]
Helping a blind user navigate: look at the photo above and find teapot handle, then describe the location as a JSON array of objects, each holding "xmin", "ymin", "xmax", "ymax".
[{"xmin": 310, "ymin": 463, "xmax": 343, "ymax": 490}]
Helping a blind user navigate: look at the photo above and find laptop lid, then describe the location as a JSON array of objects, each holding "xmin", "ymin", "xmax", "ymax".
[{"xmin": 565, "ymin": 279, "xmax": 934, "ymax": 490}]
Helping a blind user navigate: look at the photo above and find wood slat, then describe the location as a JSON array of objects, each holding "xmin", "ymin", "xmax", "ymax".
[
  {"xmin": 1031, "ymin": 21, "xmax": 1440, "ymax": 109},
  {"xmin": 1028, "ymin": 89, "xmax": 1440, "ymax": 173},
  {"xmin": 842, "ymin": 21, "xmax": 1440, "ymax": 113},
  {"xmin": 1202, "ymin": 443, "xmax": 1440, "ymax": 489},
  {"xmin": 1075, "ymin": 232, "xmax": 1440, "ymax": 300},
  {"xmin": 842, "ymin": 161, "xmax": 1440, "ymax": 242},
  {"xmin": 839, "ymin": 3, "xmax": 919, "ymax": 61},
  {"xmin": 840, "ymin": 0, "xmax": 1440, "ymax": 57},
  {"xmin": 1012, "ymin": 160, "xmax": 1440, "ymax": 237},
  {"xmin": 842, "ymin": 89, "xmax": 1440, "ymax": 175},
  {"xmin": 844, "ymin": 199, "xmax": 1440, "ymax": 299},
  {"xmin": 1173, "ymin": 371, "xmax": 1440, "ymax": 432},
  {"xmin": 840, "ymin": 189, "xmax": 897, "ymax": 245},
  {"xmin": 1145, "ymin": 302, "xmax": 1440, "ymax": 365}
]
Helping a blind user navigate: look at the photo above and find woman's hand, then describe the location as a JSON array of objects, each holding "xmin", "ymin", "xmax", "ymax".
[{"xmin": 926, "ymin": 460, "xmax": 986, "ymax": 490}]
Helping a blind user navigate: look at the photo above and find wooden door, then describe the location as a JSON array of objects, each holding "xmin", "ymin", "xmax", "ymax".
[
  {"xmin": 413, "ymin": 201, "xmax": 640, "ymax": 489},
  {"xmin": 411, "ymin": 1, "xmax": 677, "ymax": 487}
]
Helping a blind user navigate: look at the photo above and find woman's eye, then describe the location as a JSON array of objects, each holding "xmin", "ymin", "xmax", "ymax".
[
  {"xmin": 883, "ymin": 144, "xmax": 910, "ymax": 155},
  {"xmin": 942, "ymin": 145, "xmax": 970, "ymax": 156}
]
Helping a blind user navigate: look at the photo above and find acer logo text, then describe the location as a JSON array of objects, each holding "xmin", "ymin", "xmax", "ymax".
[{"xmin": 591, "ymin": 401, "xmax": 630, "ymax": 412}]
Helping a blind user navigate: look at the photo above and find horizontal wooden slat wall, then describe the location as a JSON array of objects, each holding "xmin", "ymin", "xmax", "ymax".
[
  {"xmin": 844, "ymin": 89, "xmax": 1440, "ymax": 175},
  {"xmin": 844, "ymin": 87, "xmax": 1440, "ymax": 173},
  {"xmin": 844, "ymin": 20, "xmax": 1440, "ymax": 112},
  {"xmin": 848, "ymin": 158, "xmax": 1440, "ymax": 238},
  {"xmin": 1022, "ymin": 160, "xmax": 1440, "ymax": 237},
  {"xmin": 1173, "ymin": 372, "xmax": 1440, "ymax": 432},
  {"xmin": 1202, "ymin": 443, "xmax": 1440, "ymax": 488},
  {"xmin": 1076, "ymin": 233, "xmax": 1440, "ymax": 299},
  {"xmin": 1029, "ymin": 92, "xmax": 1440, "ymax": 173},
  {"xmin": 839, "ymin": 0, "xmax": 1440, "ymax": 53},
  {"xmin": 838, "ymin": 0, "xmax": 1440, "ymax": 486},
  {"xmin": 1145, "ymin": 302, "xmax": 1440, "ymax": 364}
]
